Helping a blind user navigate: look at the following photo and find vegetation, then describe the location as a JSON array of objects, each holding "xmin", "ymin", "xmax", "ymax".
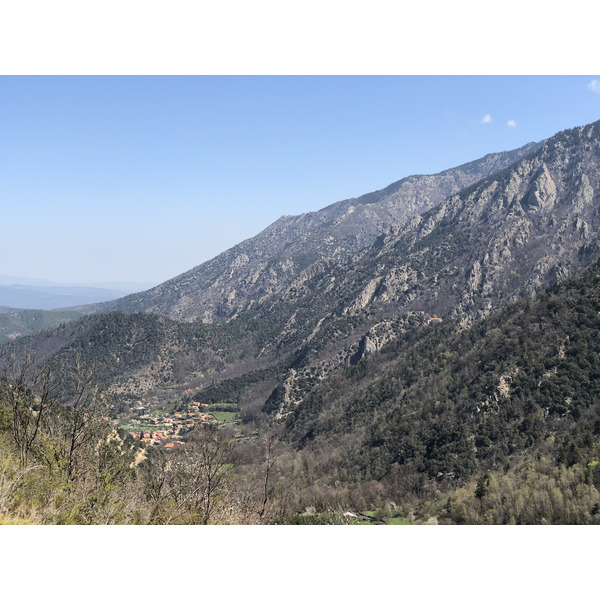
[
  {"xmin": 210, "ymin": 411, "xmax": 236, "ymax": 423},
  {"xmin": 265, "ymin": 260, "xmax": 600, "ymax": 523},
  {"xmin": 189, "ymin": 365, "xmax": 280, "ymax": 408},
  {"xmin": 5, "ymin": 263, "xmax": 600, "ymax": 524},
  {"xmin": 0, "ymin": 309, "xmax": 81, "ymax": 342}
]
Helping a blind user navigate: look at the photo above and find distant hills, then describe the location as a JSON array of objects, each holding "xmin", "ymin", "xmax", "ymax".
[
  {"xmin": 0, "ymin": 277, "xmax": 156, "ymax": 338},
  {"xmin": 0, "ymin": 284, "xmax": 127, "ymax": 310},
  {"xmin": 0, "ymin": 277, "xmax": 155, "ymax": 311},
  {"xmin": 0, "ymin": 309, "xmax": 81, "ymax": 342}
]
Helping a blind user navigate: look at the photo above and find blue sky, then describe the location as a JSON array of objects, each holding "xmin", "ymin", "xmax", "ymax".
[{"xmin": 1, "ymin": 75, "xmax": 600, "ymax": 286}]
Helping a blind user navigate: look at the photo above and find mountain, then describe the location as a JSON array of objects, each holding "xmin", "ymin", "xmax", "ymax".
[
  {"xmin": 277, "ymin": 259, "xmax": 600, "ymax": 523},
  {"xmin": 0, "ymin": 309, "xmax": 82, "ymax": 342},
  {"xmin": 7, "ymin": 139, "xmax": 542, "ymax": 394},
  {"xmin": 0, "ymin": 275, "xmax": 57, "ymax": 286},
  {"xmin": 0, "ymin": 306, "xmax": 21, "ymax": 314},
  {"xmin": 10, "ymin": 121, "xmax": 600, "ymax": 405},
  {"xmin": 0, "ymin": 276, "xmax": 155, "ymax": 311},
  {"xmin": 85, "ymin": 141, "xmax": 540, "ymax": 323},
  {"xmin": 231, "ymin": 120, "xmax": 598, "ymax": 414},
  {"xmin": 10, "ymin": 122, "xmax": 600, "ymax": 406},
  {"xmin": 0, "ymin": 274, "xmax": 155, "ymax": 293},
  {"xmin": 11, "ymin": 311, "xmax": 262, "ymax": 400},
  {"xmin": 325, "ymin": 121, "xmax": 600, "ymax": 323}
]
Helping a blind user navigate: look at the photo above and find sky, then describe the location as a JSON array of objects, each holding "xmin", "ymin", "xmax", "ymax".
[{"xmin": 1, "ymin": 75, "xmax": 600, "ymax": 286}]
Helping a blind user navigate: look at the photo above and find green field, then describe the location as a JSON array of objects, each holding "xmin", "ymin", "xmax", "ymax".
[{"xmin": 210, "ymin": 411, "xmax": 237, "ymax": 423}]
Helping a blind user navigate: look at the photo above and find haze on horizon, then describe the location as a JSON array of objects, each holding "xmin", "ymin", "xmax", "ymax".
[{"xmin": 2, "ymin": 75, "xmax": 599, "ymax": 287}]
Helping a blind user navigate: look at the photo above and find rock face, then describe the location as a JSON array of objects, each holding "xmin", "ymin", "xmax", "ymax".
[
  {"xmin": 329, "ymin": 121, "xmax": 600, "ymax": 325},
  {"xmin": 87, "ymin": 141, "xmax": 540, "ymax": 323}
]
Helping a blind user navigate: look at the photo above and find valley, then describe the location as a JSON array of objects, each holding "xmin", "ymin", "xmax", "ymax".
[{"xmin": 3, "ymin": 119, "xmax": 600, "ymax": 524}]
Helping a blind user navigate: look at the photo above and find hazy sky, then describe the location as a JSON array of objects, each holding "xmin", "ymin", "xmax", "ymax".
[{"xmin": 1, "ymin": 75, "xmax": 599, "ymax": 285}]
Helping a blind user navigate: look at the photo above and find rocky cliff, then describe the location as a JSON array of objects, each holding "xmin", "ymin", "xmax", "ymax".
[
  {"xmin": 332, "ymin": 121, "xmax": 600, "ymax": 324},
  {"xmin": 87, "ymin": 142, "xmax": 540, "ymax": 323}
]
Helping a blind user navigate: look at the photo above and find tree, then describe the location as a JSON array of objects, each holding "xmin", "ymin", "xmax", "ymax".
[
  {"xmin": 188, "ymin": 426, "xmax": 236, "ymax": 524},
  {"xmin": 57, "ymin": 352, "xmax": 111, "ymax": 481},
  {"xmin": 139, "ymin": 445, "xmax": 178, "ymax": 522},
  {"xmin": 0, "ymin": 349, "xmax": 60, "ymax": 467},
  {"xmin": 258, "ymin": 425, "xmax": 281, "ymax": 522},
  {"xmin": 165, "ymin": 426, "xmax": 236, "ymax": 524}
]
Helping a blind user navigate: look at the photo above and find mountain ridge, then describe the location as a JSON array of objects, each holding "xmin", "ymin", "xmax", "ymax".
[
  {"xmin": 78, "ymin": 140, "xmax": 541, "ymax": 323},
  {"xmin": 9, "ymin": 121, "xmax": 600, "ymax": 416}
]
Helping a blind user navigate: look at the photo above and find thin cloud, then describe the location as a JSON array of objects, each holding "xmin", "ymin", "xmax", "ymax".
[
  {"xmin": 507, "ymin": 120, "xmax": 517, "ymax": 128},
  {"xmin": 588, "ymin": 80, "xmax": 600, "ymax": 95},
  {"xmin": 481, "ymin": 114, "xmax": 492, "ymax": 124}
]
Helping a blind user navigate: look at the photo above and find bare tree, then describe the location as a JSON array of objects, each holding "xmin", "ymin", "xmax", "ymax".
[
  {"xmin": 50, "ymin": 351, "xmax": 111, "ymax": 481},
  {"xmin": 139, "ymin": 446, "xmax": 179, "ymax": 522},
  {"xmin": 259, "ymin": 426, "xmax": 280, "ymax": 522},
  {"xmin": 166, "ymin": 426, "xmax": 236, "ymax": 524},
  {"xmin": 0, "ymin": 349, "xmax": 60, "ymax": 467}
]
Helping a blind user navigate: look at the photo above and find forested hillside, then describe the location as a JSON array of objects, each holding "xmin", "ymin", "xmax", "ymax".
[
  {"xmin": 0, "ymin": 309, "xmax": 81, "ymax": 342},
  {"xmin": 276, "ymin": 261, "xmax": 600, "ymax": 523}
]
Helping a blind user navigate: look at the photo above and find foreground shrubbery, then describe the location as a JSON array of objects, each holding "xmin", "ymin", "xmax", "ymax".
[{"xmin": 4, "ymin": 404, "xmax": 600, "ymax": 524}]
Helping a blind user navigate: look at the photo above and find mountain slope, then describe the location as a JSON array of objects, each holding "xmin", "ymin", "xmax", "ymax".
[
  {"xmin": 207, "ymin": 120, "xmax": 600, "ymax": 395},
  {"xmin": 169, "ymin": 119, "xmax": 600, "ymax": 422},
  {"xmin": 7, "ymin": 311, "xmax": 261, "ymax": 399},
  {"xmin": 10, "ymin": 122, "xmax": 600, "ymax": 411},
  {"xmin": 0, "ymin": 309, "xmax": 82, "ymax": 341},
  {"xmin": 326, "ymin": 121, "xmax": 600, "ymax": 325},
  {"xmin": 282, "ymin": 260, "xmax": 600, "ymax": 495},
  {"xmin": 86, "ymin": 141, "xmax": 540, "ymax": 323}
]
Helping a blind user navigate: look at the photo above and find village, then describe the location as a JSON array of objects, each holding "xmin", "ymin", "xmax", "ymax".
[{"xmin": 115, "ymin": 394, "xmax": 221, "ymax": 449}]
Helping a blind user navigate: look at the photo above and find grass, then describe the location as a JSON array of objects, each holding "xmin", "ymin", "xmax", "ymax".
[
  {"xmin": 0, "ymin": 514, "xmax": 39, "ymax": 524},
  {"xmin": 388, "ymin": 516, "xmax": 410, "ymax": 525},
  {"xmin": 210, "ymin": 411, "xmax": 237, "ymax": 423},
  {"xmin": 353, "ymin": 511, "xmax": 382, "ymax": 525}
]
